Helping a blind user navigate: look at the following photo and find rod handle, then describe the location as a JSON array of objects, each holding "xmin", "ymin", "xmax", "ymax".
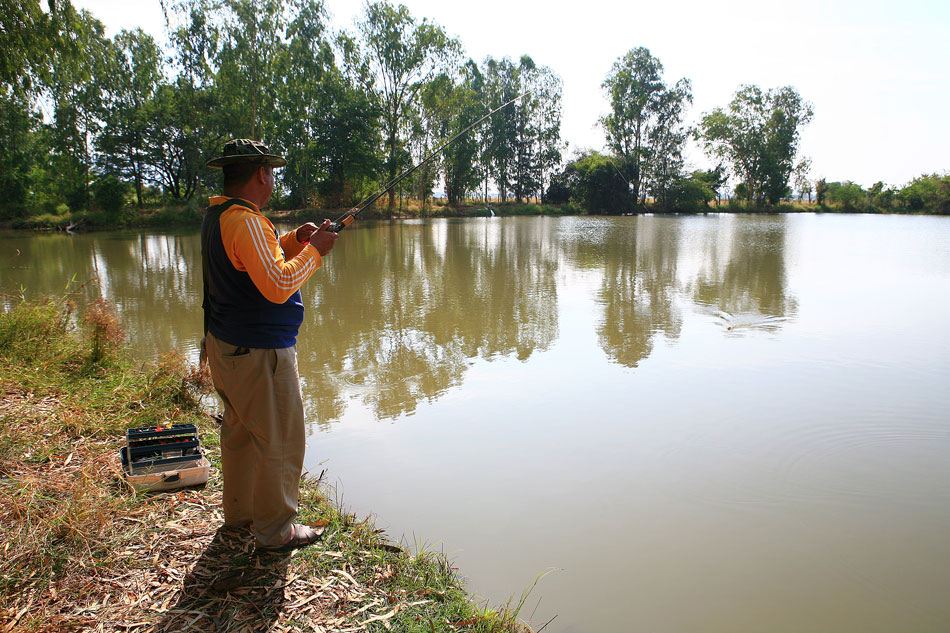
[{"xmin": 329, "ymin": 214, "xmax": 355, "ymax": 233}]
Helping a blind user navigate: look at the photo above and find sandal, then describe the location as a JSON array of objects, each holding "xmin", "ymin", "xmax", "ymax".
[{"xmin": 259, "ymin": 523, "xmax": 325, "ymax": 552}]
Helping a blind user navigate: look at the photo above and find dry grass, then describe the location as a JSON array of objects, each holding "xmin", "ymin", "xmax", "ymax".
[{"xmin": 0, "ymin": 297, "xmax": 532, "ymax": 633}]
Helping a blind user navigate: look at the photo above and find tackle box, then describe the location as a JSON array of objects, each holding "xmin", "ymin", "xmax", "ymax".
[{"xmin": 120, "ymin": 423, "xmax": 210, "ymax": 491}]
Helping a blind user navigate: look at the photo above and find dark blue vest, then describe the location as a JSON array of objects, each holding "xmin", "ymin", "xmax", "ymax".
[{"xmin": 201, "ymin": 199, "xmax": 304, "ymax": 349}]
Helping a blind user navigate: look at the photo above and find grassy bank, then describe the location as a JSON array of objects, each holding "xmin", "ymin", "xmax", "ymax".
[{"xmin": 0, "ymin": 296, "xmax": 531, "ymax": 632}]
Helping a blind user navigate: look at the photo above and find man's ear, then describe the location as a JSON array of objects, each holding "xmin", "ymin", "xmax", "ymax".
[{"xmin": 257, "ymin": 165, "xmax": 269, "ymax": 184}]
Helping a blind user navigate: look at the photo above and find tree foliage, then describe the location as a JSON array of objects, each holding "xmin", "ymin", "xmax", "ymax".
[
  {"xmin": 479, "ymin": 55, "xmax": 563, "ymax": 203},
  {"xmin": 548, "ymin": 151, "xmax": 630, "ymax": 213},
  {"xmin": 601, "ymin": 47, "xmax": 691, "ymax": 207},
  {"xmin": 698, "ymin": 85, "xmax": 813, "ymax": 206},
  {"xmin": 357, "ymin": 1, "xmax": 461, "ymax": 210},
  {"xmin": 0, "ymin": 0, "xmax": 83, "ymax": 95}
]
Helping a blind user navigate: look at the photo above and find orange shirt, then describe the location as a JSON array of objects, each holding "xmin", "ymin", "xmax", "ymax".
[{"xmin": 208, "ymin": 196, "xmax": 322, "ymax": 304}]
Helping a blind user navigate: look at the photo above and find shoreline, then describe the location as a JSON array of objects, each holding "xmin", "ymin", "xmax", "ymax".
[
  {"xmin": 0, "ymin": 298, "xmax": 531, "ymax": 632},
  {"xmin": 2, "ymin": 201, "xmax": 946, "ymax": 233}
]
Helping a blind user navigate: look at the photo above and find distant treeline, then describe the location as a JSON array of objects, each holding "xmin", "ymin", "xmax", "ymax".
[
  {"xmin": 2, "ymin": 0, "xmax": 563, "ymax": 223},
  {"xmin": 2, "ymin": 1, "xmax": 947, "ymax": 228}
]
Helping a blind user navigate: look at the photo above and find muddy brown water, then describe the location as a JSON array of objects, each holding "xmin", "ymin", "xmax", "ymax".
[{"xmin": 3, "ymin": 214, "xmax": 950, "ymax": 632}]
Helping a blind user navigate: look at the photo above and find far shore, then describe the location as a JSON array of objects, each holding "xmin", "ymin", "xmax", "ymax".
[{"xmin": 2, "ymin": 199, "xmax": 946, "ymax": 233}]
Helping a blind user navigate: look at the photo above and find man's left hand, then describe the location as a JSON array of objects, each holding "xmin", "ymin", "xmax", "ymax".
[{"xmin": 295, "ymin": 222, "xmax": 319, "ymax": 244}]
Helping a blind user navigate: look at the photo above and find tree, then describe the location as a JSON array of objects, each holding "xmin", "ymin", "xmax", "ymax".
[
  {"xmin": 815, "ymin": 178, "xmax": 828, "ymax": 205},
  {"xmin": 98, "ymin": 29, "xmax": 164, "ymax": 206},
  {"xmin": 477, "ymin": 55, "xmax": 562, "ymax": 204},
  {"xmin": 481, "ymin": 56, "xmax": 518, "ymax": 202},
  {"xmin": 825, "ymin": 181, "xmax": 866, "ymax": 210},
  {"xmin": 1, "ymin": 0, "xmax": 97, "ymax": 216},
  {"xmin": 868, "ymin": 181, "xmax": 897, "ymax": 210},
  {"xmin": 532, "ymin": 67, "xmax": 564, "ymax": 203},
  {"xmin": 600, "ymin": 47, "xmax": 689, "ymax": 206},
  {"xmin": 1, "ymin": 0, "xmax": 83, "ymax": 96},
  {"xmin": 441, "ymin": 61, "xmax": 487, "ymax": 205},
  {"xmin": 552, "ymin": 151, "xmax": 630, "ymax": 213},
  {"xmin": 358, "ymin": 1, "xmax": 460, "ymax": 211},
  {"xmin": 697, "ymin": 85, "xmax": 813, "ymax": 206},
  {"xmin": 669, "ymin": 168, "xmax": 724, "ymax": 210},
  {"xmin": 511, "ymin": 56, "xmax": 563, "ymax": 203},
  {"xmin": 161, "ymin": 0, "xmax": 228, "ymax": 200},
  {"xmin": 899, "ymin": 174, "xmax": 950, "ymax": 213},
  {"xmin": 792, "ymin": 157, "xmax": 812, "ymax": 202},
  {"xmin": 275, "ymin": 0, "xmax": 335, "ymax": 207},
  {"xmin": 0, "ymin": 92, "xmax": 43, "ymax": 216},
  {"xmin": 645, "ymin": 78, "xmax": 692, "ymax": 210},
  {"xmin": 213, "ymin": 0, "xmax": 287, "ymax": 141},
  {"xmin": 45, "ymin": 9, "xmax": 111, "ymax": 211}
]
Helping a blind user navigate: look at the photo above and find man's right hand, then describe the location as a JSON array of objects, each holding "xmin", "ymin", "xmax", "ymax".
[{"xmin": 308, "ymin": 219, "xmax": 338, "ymax": 256}]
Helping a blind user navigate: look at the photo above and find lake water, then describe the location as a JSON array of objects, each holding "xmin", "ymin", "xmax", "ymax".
[{"xmin": 3, "ymin": 214, "xmax": 950, "ymax": 632}]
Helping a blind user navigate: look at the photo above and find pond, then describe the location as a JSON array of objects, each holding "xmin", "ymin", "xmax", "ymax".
[{"xmin": 3, "ymin": 213, "xmax": 950, "ymax": 632}]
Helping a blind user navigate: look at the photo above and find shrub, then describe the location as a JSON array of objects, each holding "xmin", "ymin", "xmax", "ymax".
[
  {"xmin": 83, "ymin": 297, "xmax": 124, "ymax": 364},
  {"xmin": 92, "ymin": 175, "xmax": 131, "ymax": 221}
]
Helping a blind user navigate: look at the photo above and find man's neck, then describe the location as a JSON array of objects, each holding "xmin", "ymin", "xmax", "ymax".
[{"xmin": 222, "ymin": 190, "xmax": 261, "ymax": 209}]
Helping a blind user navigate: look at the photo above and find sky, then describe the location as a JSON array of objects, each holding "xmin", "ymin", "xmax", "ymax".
[{"xmin": 73, "ymin": 0, "xmax": 950, "ymax": 188}]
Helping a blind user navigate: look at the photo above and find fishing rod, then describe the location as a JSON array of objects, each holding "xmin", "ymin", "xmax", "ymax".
[{"xmin": 328, "ymin": 91, "xmax": 530, "ymax": 233}]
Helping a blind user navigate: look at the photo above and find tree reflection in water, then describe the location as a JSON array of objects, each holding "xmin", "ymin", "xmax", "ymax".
[
  {"xmin": 303, "ymin": 219, "xmax": 559, "ymax": 423},
  {"xmin": 683, "ymin": 215, "xmax": 798, "ymax": 331},
  {"xmin": 0, "ymin": 215, "xmax": 795, "ymax": 424}
]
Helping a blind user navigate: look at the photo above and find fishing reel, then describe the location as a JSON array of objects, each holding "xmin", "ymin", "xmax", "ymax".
[{"xmin": 328, "ymin": 214, "xmax": 355, "ymax": 234}]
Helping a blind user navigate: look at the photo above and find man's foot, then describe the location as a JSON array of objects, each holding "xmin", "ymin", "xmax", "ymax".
[{"xmin": 258, "ymin": 523, "xmax": 325, "ymax": 552}]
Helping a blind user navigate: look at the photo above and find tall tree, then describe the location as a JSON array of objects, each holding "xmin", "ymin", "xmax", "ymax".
[
  {"xmin": 161, "ymin": 0, "xmax": 227, "ymax": 200},
  {"xmin": 98, "ymin": 29, "xmax": 164, "ymax": 206},
  {"xmin": 697, "ymin": 85, "xmax": 813, "ymax": 206},
  {"xmin": 439, "ymin": 60, "xmax": 486, "ymax": 205},
  {"xmin": 481, "ymin": 56, "xmax": 518, "ymax": 202},
  {"xmin": 1, "ymin": 0, "xmax": 86, "ymax": 216},
  {"xmin": 815, "ymin": 177, "xmax": 828, "ymax": 205},
  {"xmin": 645, "ymin": 78, "xmax": 692, "ymax": 209},
  {"xmin": 506, "ymin": 56, "xmax": 564, "ymax": 204},
  {"xmin": 0, "ymin": 92, "xmax": 43, "ymax": 216},
  {"xmin": 531, "ymin": 65, "xmax": 564, "ymax": 203},
  {"xmin": 792, "ymin": 157, "xmax": 812, "ymax": 202},
  {"xmin": 600, "ymin": 47, "xmax": 665, "ymax": 205},
  {"xmin": 213, "ymin": 0, "xmax": 288, "ymax": 141},
  {"xmin": 1, "ymin": 0, "xmax": 82, "ymax": 96},
  {"xmin": 357, "ymin": 1, "xmax": 460, "ymax": 211},
  {"xmin": 45, "ymin": 9, "xmax": 111, "ymax": 210},
  {"xmin": 275, "ymin": 0, "xmax": 333, "ymax": 206}
]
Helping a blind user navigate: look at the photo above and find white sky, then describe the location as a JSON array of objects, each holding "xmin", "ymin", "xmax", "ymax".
[{"xmin": 74, "ymin": 0, "xmax": 949, "ymax": 188}]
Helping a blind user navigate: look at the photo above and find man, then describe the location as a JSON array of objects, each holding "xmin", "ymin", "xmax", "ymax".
[{"xmin": 201, "ymin": 138, "xmax": 337, "ymax": 550}]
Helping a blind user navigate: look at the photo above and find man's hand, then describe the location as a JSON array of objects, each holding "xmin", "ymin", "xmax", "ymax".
[
  {"xmin": 295, "ymin": 222, "xmax": 319, "ymax": 244},
  {"xmin": 307, "ymin": 219, "xmax": 338, "ymax": 256}
]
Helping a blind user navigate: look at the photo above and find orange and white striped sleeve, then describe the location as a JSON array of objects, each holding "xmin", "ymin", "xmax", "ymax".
[{"xmin": 219, "ymin": 207, "xmax": 323, "ymax": 304}]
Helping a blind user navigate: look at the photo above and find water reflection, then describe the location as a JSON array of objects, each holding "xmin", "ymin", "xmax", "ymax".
[
  {"xmin": 1, "ymin": 215, "xmax": 795, "ymax": 422},
  {"xmin": 303, "ymin": 219, "xmax": 559, "ymax": 423},
  {"xmin": 684, "ymin": 216, "xmax": 797, "ymax": 332},
  {"xmin": 596, "ymin": 217, "xmax": 683, "ymax": 367},
  {"xmin": 0, "ymin": 231, "xmax": 204, "ymax": 357}
]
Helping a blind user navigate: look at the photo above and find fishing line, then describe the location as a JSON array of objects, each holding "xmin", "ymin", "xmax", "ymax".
[{"xmin": 328, "ymin": 91, "xmax": 530, "ymax": 232}]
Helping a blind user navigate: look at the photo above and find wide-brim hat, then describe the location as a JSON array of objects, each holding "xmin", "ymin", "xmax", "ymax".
[{"xmin": 206, "ymin": 138, "xmax": 287, "ymax": 169}]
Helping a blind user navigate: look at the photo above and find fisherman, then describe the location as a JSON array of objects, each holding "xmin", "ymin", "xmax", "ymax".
[{"xmin": 201, "ymin": 139, "xmax": 337, "ymax": 551}]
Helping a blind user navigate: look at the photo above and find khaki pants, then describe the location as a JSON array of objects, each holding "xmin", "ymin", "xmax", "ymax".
[{"xmin": 205, "ymin": 333, "xmax": 306, "ymax": 547}]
